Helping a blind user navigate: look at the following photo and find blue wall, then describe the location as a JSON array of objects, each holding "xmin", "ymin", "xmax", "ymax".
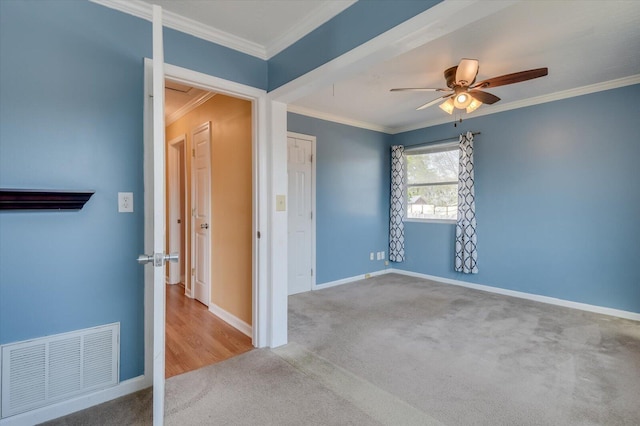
[
  {"xmin": 0, "ymin": 0, "xmax": 266, "ymax": 382},
  {"xmin": 269, "ymin": 0, "xmax": 442, "ymax": 91},
  {"xmin": 288, "ymin": 113, "xmax": 391, "ymax": 284},
  {"xmin": 393, "ymin": 84, "xmax": 640, "ymax": 313}
]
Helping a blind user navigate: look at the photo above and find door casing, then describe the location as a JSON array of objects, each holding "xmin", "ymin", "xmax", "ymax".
[
  {"xmin": 143, "ymin": 60, "xmax": 276, "ymax": 387},
  {"xmin": 167, "ymin": 134, "xmax": 187, "ymax": 288}
]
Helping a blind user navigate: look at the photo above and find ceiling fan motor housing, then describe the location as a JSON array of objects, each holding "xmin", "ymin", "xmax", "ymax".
[{"xmin": 444, "ymin": 66, "xmax": 458, "ymax": 88}]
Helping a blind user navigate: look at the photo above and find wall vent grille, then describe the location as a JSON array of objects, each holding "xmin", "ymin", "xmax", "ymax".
[{"xmin": 1, "ymin": 323, "xmax": 119, "ymax": 418}]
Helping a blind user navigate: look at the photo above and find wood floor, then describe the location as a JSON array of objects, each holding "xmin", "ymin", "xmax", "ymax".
[{"xmin": 165, "ymin": 284, "xmax": 253, "ymax": 378}]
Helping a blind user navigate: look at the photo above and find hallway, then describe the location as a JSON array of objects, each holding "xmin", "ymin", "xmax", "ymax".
[{"xmin": 165, "ymin": 284, "xmax": 253, "ymax": 378}]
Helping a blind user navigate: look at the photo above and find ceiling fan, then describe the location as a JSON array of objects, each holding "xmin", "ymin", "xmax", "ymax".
[{"xmin": 391, "ymin": 59, "xmax": 548, "ymax": 114}]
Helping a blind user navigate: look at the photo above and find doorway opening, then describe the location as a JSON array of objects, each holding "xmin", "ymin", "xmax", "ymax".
[{"xmin": 164, "ymin": 79, "xmax": 254, "ymax": 378}]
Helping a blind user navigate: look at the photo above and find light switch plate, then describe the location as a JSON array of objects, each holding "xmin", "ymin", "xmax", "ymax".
[
  {"xmin": 275, "ymin": 195, "xmax": 286, "ymax": 211},
  {"xmin": 118, "ymin": 192, "xmax": 134, "ymax": 213}
]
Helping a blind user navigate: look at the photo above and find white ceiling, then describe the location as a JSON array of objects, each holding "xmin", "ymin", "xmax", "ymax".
[
  {"xmin": 137, "ymin": 0, "xmax": 355, "ymax": 57},
  {"xmin": 134, "ymin": 0, "xmax": 640, "ymax": 133},
  {"xmin": 292, "ymin": 0, "xmax": 640, "ymax": 132}
]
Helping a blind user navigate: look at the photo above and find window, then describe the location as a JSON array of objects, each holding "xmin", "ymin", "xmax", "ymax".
[{"xmin": 405, "ymin": 142, "xmax": 458, "ymax": 221}]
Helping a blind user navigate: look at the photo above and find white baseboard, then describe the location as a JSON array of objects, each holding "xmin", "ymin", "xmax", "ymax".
[
  {"xmin": 208, "ymin": 303, "xmax": 253, "ymax": 338},
  {"xmin": 313, "ymin": 268, "xmax": 391, "ymax": 291},
  {"xmin": 0, "ymin": 375, "xmax": 150, "ymax": 426},
  {"xmin": 389, "ymin": 269, "xmax": 640, "ymax": 322}
]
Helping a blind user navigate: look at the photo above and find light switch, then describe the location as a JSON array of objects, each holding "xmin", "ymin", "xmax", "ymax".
[
  {"xmin": 118, "ymin": 192, "xmax": 134, "ymax": 213},
  {"xmin": 275, "ymin": 195, "xmax": 286, "ymax": 211}
]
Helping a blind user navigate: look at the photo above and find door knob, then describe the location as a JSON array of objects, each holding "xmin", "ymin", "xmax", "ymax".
[
  {"xmin": 137, "ymin": 252, "xmax": 179, "ymax": 266},
  {"xmin": 137, "ymin": 254, "xmax": 153, "ymax": 265},
  {"xmin": 200, "ymin": 223, "xmax": 209, "ymax": 229}
]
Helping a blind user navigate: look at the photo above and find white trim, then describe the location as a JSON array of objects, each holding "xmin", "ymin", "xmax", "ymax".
[
  {"xmin": 91, "ymin": 0, "xmax": 267, "ymax": 59},
  {"xmin": 158, "ymin": 62, "xmax": 271, "ymax": 348},
  {"xmin": 208, "ymin": 304, "xmax": 253, "ymax": 338},
  {"xmin": 389, "ymin": 269, "xmax": 640, "ymax": 322},
  {"xmin": 287, "ymin": 105, "xmax": 392, "ymax": 134},
  {"xmin": 313, "ymin": 269, "xmax": 390, "ymax": 291},
  {"xmin": 267, "ymin": 101, "xmax": 289, "ymax": 348},
  {"xmin": 144, "ymin": 60, "xmax": 272, "ymax": 352},
  {"xmin": 0, "ymin": 376, "xmax": 150, "ymax": 426},
  {"xmin": 91, "ymin": 0, "xmax": 354, "ymax": 60},
  {"xmin": 404, "ymin": 218, "xmax": 456, "ymax": 225},
  {"xmin": 265, "ymin": 1, "xmax": 357, "ymax": 58},
  {"xmin": 142, "ymin": 59, "xmax": 154, "ymax": 415},
  {"xmin": 392, "ymin": 74, "xmax": 640, "ymax": 134},
  {"xmin": 166, "ymin": 92, "xmax": 216, "ymax": 126},
  {"xmin": 167, "ymin": 134, "xmax": 187, "ymax": 286}
]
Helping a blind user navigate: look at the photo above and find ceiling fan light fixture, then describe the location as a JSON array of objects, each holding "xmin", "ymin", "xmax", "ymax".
[
  {"xmin": 439, "ymin": 98, "xmax": 455, "ymax": 114},
  {"xmin": 453, "ymin": 92, "xmax": 472, "ymax": 109},
  {"xmin": 466, "ymin": 97, "xmax": 482, "ymax": 113}
]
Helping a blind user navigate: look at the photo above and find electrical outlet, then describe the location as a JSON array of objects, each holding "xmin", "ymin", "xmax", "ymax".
[
  {"xmin": 370, "ymin": 252, "xmax": 374, "ymax": 261},
  {"xmin": 384, "ymin": 260, "xmax": 389, "ymax": 266},
  {"xmin": 118, "ymin": 192, "xmax": 134, "ymax": 213},
  {"xmin": 381, "ymin": 251, "xmax": 385, "ymax": 260}
]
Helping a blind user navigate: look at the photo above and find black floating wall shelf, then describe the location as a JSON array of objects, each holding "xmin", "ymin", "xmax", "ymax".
[{"xmin": 0, "ymin": 189, "xmax": 95, "ymax": 211}]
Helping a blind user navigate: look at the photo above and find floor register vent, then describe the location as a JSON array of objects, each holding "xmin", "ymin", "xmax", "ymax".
[{"xmin": 1, "ymin": 323, "xmax": 119, "ymax": 419}]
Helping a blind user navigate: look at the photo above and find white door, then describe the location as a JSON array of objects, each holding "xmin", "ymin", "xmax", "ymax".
[
  {"xmin": 192, "ymin": 122, "xmax": 211, "ymax": 305},
  {"xmin": 151, "ymin": 5, "xmax": 167, "ymax": 425},
  {"xmin": 287, "ymin": 135, "xmax": 314, "ymax": 295}
]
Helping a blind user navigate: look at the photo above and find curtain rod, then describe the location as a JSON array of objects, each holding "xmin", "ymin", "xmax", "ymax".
[{"xmin": 404, "ymin": 131, "xmax": 481, "ymax": 150}]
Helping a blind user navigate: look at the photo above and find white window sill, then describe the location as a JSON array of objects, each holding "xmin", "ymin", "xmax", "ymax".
[{"xmin": 404, "ymin": 218, "xmax": 456, "ymax": 225}]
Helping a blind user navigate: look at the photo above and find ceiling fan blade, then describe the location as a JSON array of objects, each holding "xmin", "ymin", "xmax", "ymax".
[
  {"xmin": 471, "ymin": 67, "xmax": 548, "ymax": 89},
  {"xmin": 416, "ymin": 94, "xmax": 453, "ymax": 111},
  {"xmin": 468, "ymin": 90, "xmax": 500, "ymax": 105},
  {"xmin": 455, "ymin": 58, "xmax": 479, "ymax": 86},
  {"xmin": 390, "ymin": 87, "xmax": 450, "ymax": 92}
]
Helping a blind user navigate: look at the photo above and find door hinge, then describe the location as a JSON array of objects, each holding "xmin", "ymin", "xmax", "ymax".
[
  {"xmin": 192, "ymin": 207, "xmax": 196, "ymax": 216},
  {"xmin": 310, "ymin": 211, "xmax": 313, "ymax": 220},
  {"xmin": 310, "ymin": 154, "xmax": 313, "ymax": 163},
  {"xmin": 257, "ymin": 231, "xmax": 261, "ymax": 239},
  {"xmin": 192, "ymin": 148, "xmax": 195, "ymax": 157},
  {"xmin": 311, "ymin": 268, "xmax": 313, "ymax": 277},
  {"xmin": 191, "ymin": 267, "xmax": 195, "ymax": 275}
]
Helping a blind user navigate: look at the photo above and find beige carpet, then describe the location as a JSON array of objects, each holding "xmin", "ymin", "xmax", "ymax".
[{"xmin": 43, "ymin": 274, "xmax": 640, "ymax": 425}]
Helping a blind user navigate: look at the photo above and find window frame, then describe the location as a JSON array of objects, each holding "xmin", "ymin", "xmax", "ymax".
[{"xmin": 404, "ymin": 141, "xmax": 459, "ymax": 224}]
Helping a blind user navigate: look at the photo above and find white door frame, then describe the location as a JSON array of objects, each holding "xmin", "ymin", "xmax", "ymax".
[
  {"xmin": 190, "ymin": 121, "xmax": 212, "ymax": 306},
  {"xmin": 143, "ymin": 60, "xmax": 282, "ymax": 381},
  {"xmin": 167, "ymin": 134, "xmax": 186, "ymax": 288},
  {"xmin": 286, "ymin": 132, "xmax": 316, "ymax": 292}
]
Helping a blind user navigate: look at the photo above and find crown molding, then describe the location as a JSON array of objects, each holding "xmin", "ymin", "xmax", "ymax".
[
  {"xmin": 389, "ymin": 74, "xmax": 640, "ymax": 134},
  {"xmin": 166, "ymin": 92, "xmax": 217, "ymax": 126},
  {"xmin": 92, "ymin": 0, "xmax": 353, "ymax": 60},
  {"xmin": 265, "ymin": 1, "xmax": 357, "ymax": 58},
  {"xmin": 91, "ymin": 0, "xmax": 268, "ymax": 59},
  {"xmin": 287, "ymin": 105, "xmax": 393, "ymax": 134}
]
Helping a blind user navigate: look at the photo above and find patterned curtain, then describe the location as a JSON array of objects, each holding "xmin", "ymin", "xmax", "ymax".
[
  {"xmin": 455, "ymin": 132, "xmax": 478, "ymax": 274},
  {"xmin": 389, "ymin": 145, "xmax": 405, "ymax": 262}
]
